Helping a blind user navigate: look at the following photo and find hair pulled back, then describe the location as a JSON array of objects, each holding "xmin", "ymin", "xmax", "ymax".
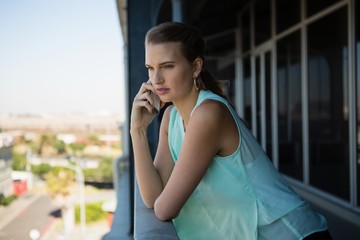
[{"xmin": 145, "ymin": 22, "xmax": 227, "ymax": 100}]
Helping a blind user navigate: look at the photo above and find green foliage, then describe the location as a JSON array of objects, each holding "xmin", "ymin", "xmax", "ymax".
[
  {"xmin": 69, "ymin": 143, "xmax": 86, "ymax": 151},
  {"xmin": 53, "ymin": 139, "xmax": 66, "ymax": 154},
  {"xmin": 11, "ymin": 152, "xmax": 27, "ymax": 171},
  {"xmin": 45, "ymin": 166, "xmax": 75, "ymax": 197},
  {"xmin": 0, "ymin": 194, "xmax": 17, "ymax": 206},
  {"xmin": 75, "ymin": 201, "xmax": 106, "ymax": 223},
  {"xmin": 69, "ymin": 143, "xmax": 86, "ymax": 156},
  {"xmin": 38, "ymin": 134, "xmax": 52, "ymax": 155},
  {"xmin": 88, "ymin": 134, "xmax": 100, "ymax": 145},
  {"xmin": 31, "ymin": 163, "xmax": 52, "ymax": 178},
  {"xmin": 28, "ymin": 140, "xmax": 40, "ymax": 154},
  {"xmin": 82, "ymin": 157, "xmax": 113, "ymax": 182},
  {"xmin": 83, "ymin": 168, "xmax": 97, "ymax": 180},
  {"xmin": 98, "ymin": 157, "xmax": 113, "ymax": 182}
]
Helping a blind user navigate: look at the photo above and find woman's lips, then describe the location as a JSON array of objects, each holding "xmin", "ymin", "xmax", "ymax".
[{"xmin": 156, "ymin": 88, "xmax": 169, "ymax": 95}]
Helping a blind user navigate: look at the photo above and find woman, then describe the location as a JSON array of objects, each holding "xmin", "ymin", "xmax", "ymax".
[{"xmin": 131, "ymin": 22, "xmax": 331, "ymax": 240}]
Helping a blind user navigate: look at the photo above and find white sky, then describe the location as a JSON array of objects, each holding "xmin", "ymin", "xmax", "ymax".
[{"xmin": 0, "ymin": 0, "xmax": 125, "ymax": 117}]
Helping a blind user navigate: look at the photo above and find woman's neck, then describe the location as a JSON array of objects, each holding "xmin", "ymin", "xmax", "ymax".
[{"xmin": 173, "ymin": 89, "xmax": 200, "ymax": 126}]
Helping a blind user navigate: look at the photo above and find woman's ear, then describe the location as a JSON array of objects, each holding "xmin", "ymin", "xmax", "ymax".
[{"xmin": 193, "ymin": 57, "xmax": 203, "ymax": 78}]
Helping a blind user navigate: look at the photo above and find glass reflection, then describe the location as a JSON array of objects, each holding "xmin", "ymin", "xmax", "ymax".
[
  {"xmin": 276, "ymin": 0, "xmax": 300, "ymax": 34},
  {"xmin": 265, "ymin": 52, "xmax": 272, "ymax": 157},
  {"xmin": 306, "ymin": 0, "xmax": 342, "ymax": 17},
  {"xmin": 243, "ymin": 57, "xmax": 252, "ymax": 129},
  {"xmin": 277, "ymin": 31, "xmax": 303, "ymax": 180},
  {"xmin": 256, "ymin": 56, "xmax": 262, "ymax": 142},
  {"xmin": 242, "ymin": 10, "xmax": 251, "ymax": 53},
  {"xmin": 254, "ymin": 0, "xmax": 271, "ymax": 46},
  {"xmin": 307, "ymin": 8, "xmax": 349, "ymax": 200}
]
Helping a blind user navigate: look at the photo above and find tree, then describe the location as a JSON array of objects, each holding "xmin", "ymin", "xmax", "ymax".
[
  {"xmin": 45, "ymin": 167, "xmax": 75, "ymax": 198},
  {"xmin": 31, "ymin": 163, "xmax": 52, "ymax": 179},
  {"xmin": 69, "ymin": 143, "xmax": 86, "ymax": 157},
  {"xmin": 53, "ymin": 139, "xmax": 66, "ymax": 155},
  {"xmin": 97, "ymin": 157, "xmax": 113, "ymax": 182},
  {"xmin": 11, "ymin": 152, "xmax": 27, "ymax": 171}
]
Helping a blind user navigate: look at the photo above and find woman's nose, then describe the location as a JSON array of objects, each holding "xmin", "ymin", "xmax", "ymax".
[{"xmin": 152, "ymin": 70, "xmax": 163, "ymax": 84}]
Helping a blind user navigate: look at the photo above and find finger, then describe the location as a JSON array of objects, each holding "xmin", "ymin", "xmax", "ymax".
[
  {"xmin": 133, "ymin": 97, "xmax": 154, "ymax": 113},
  {"xmin": 133, "ymin": 92, "xmax": 159, "ymax": 114},
  {"xmin": 134, "ymin": 88, "xmax": 152, "ymax": 103},
  {"xmin": 140, "ymin": 81, "xmax": 154, "ymax": 94},
  {"xmin": 134, "ymin": 81, "xmax": 159, "ymax": 114}
]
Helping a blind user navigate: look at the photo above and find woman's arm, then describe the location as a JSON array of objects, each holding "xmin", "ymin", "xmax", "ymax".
[
  {"xmin": 154, "ymin": 100, "xmax": 236, "ymax": 221},
  {"xmin": 131, "ymin": 104, "xmax": 174, "ymax": 208}
]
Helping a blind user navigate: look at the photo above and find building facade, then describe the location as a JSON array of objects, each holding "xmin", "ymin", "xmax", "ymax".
[
  {"xmin": 0, "ymin": 146, "xmax": 13, "ymax": 198},
  {"xmin": 108, "ymin": 0, "xmax": 360, "ymax": 239}
]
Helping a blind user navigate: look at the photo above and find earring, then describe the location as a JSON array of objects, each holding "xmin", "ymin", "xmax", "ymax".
[{"xmin": 194, "ymin": 78, "xmax": 199, "ymax": 91}]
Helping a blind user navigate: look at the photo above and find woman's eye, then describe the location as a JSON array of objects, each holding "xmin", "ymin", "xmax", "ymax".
[{"xmin": 163, "ymin": 65, "xmax": 173, "ymax": 69}]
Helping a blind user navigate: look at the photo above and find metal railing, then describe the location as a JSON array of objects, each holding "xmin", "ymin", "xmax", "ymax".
[
  {"xmin": 134, "ymin": 183, "xmax": 178, "ymax": 240},
  {"xmin": 105, "ymin": 154, "xmax": 179, "ymax": 239},
  {"xmin": 103, "ymin": 155, "xmax": 132, "ymax": 240}
]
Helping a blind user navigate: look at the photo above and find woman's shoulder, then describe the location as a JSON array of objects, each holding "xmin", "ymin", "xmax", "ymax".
[{"xmin": 191, "ymin": 99, "xmax": 227, "ymax": 124}]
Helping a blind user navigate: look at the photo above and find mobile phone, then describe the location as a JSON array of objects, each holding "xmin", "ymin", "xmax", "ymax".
[{"xmin": 148, "ymin": 90, "xmax": 160, "ymax": 114}]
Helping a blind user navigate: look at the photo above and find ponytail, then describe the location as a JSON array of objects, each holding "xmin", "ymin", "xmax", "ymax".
[{"xmin": 198, "ymin": 68, "xmax": 231, "ymax": 103}]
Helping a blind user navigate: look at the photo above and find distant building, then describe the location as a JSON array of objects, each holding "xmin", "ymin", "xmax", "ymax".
[
  {"xmin": 0, "ymin": 132, "xmax": 14, "ymax": 148},
  {"xmin": 0, "ymin": 146, "xmax": 13, "ymax": 198},
  {"xmin": 57, "ymin": 134, "xmax": 77, "ymax": 144}
]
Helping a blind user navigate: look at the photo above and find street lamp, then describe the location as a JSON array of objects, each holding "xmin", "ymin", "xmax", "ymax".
[{"xmin": 63, "ymin": 164, "xmax": 86, "ymax": 238}]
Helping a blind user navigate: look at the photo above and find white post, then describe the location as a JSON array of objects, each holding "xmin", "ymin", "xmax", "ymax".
[{"xmin": 64, "ymin": 164, "xmax": 86, "ymax": 238}]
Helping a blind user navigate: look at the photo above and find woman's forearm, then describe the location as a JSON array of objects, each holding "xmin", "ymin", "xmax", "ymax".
[{"xmin": 131, "ymin": 129, "xmax": 164, "ymax": 208}]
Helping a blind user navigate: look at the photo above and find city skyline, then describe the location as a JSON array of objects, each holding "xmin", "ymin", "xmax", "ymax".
[{"xmin": 0, "ymin": 1, "xmax": 126, "ymax": 117}]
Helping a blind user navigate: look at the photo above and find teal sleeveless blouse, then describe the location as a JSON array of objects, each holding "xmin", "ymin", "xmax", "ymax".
[{"xmin": 168, "ymin": 90, "xmax": 327, "ymax": 240}]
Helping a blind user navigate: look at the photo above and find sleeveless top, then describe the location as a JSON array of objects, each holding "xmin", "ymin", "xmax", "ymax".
[{"xmin": 168, "ymin": 90, "xmax": 327, "ymax": 240}]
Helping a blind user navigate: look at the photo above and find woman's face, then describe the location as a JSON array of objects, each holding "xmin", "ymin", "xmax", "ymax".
[{"xmin": 145, "ymin": 42, "xmax": 198, "ymax": 104}]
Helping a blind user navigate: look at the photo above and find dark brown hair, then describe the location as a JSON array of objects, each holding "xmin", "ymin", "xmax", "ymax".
[{"xmin": 145, "ymin": 22, "xmax": 228, "ymax": 100}]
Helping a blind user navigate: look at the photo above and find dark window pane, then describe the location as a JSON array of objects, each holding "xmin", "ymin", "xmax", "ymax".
[
  {"xmin": 306, "ymin": 0, "xmax": 342, "ymax": 17},
  {"xmin": 277, "ymin": 31, "xmax": 303, "ymax": 180},
  {"xmin": 242, "ymin": 10, "xmax": 251, "ymax": 52},
  {"xmin": 276, "ymin": 0, "xmax": 300, "ymax": 33},
  {"xmin": 254, "ymin": 0, "xmax": 271, "ymax": 46},
  {"xmin": 265, "ymin": 52, "xmax": 272, "ymax": 157},
  {"xmin": 256, "ymin": 56, "xmax": 262, "ymax": 141},
  {"xmin": 218, "ymin": 62, "xmax": 235, "ymax": 104},
  {"xmin": 243, "ymin": 57, "xmax": 252, "ymax": 129},
  {"xmin": 356, "ymin": 0, "xmax": 360, "ymax": 207},
  {"xmin": 308, "ymin": 8, "xmax": 349, "ymax": 200}
]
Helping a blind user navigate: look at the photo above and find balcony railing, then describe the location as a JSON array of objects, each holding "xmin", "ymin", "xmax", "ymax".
[{"xmin": 104, "ymin": 155, "xmax": 179, "ymax": 239}]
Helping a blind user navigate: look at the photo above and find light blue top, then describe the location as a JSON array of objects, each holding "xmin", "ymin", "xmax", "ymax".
[{"xmin": 168, "ymin": 90, "xmax": 327, "ymax": 240}]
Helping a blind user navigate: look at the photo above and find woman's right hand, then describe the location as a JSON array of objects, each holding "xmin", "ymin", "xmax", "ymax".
[{"xmin": 130, "ymin": 81, "xmax": 161, "ymax": 133}]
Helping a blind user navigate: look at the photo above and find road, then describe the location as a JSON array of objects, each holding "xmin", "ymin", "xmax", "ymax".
[{"xmin": 0, "ymin": 194, "xmax": 56, "ymax": 240}]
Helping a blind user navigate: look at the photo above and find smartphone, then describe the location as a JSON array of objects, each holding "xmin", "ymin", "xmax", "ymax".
[{"xmin": 148, "ymin": 90, "xmax": 160, "ymax": 114}]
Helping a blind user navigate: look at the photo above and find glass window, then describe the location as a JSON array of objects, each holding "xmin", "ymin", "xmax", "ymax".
[
  {"xmin": 307, "ymin": 8, "xmax": 349, "ymax": 200},
  {"xmin": 256, "ymin": 56, "xmax": 262, "ymax": 141},
  {"xmin": 254, "ymin": 0, "xmax": 271, "ymax": 46},
  {"xmin": 356, "ymin": 0, "xmax": 360, "ymax": 207},
  {"xmin": 242, "ymin": 9, "xmax": 251, "ymax": 52},
  {"xmin": 276, "ymin": 0, "xmax": 300, "ymax": 34},
  {"xmin": 243, "ymin": 57, "xmax": 252, "ymax": 129},
  {"xmin": 277, "ymin": 31, "xmax": 303, "ymax": 180},
  {"xmin": 306, "ymin": 0, "xmax": 342, "ymax": 17},
  {"xmin": 218, "ymin": 62, "xmax": 235, "ymax": 104},
  {"xmin": 265, "ymin": 52, "xmax": 272, "ymax": 157}
]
